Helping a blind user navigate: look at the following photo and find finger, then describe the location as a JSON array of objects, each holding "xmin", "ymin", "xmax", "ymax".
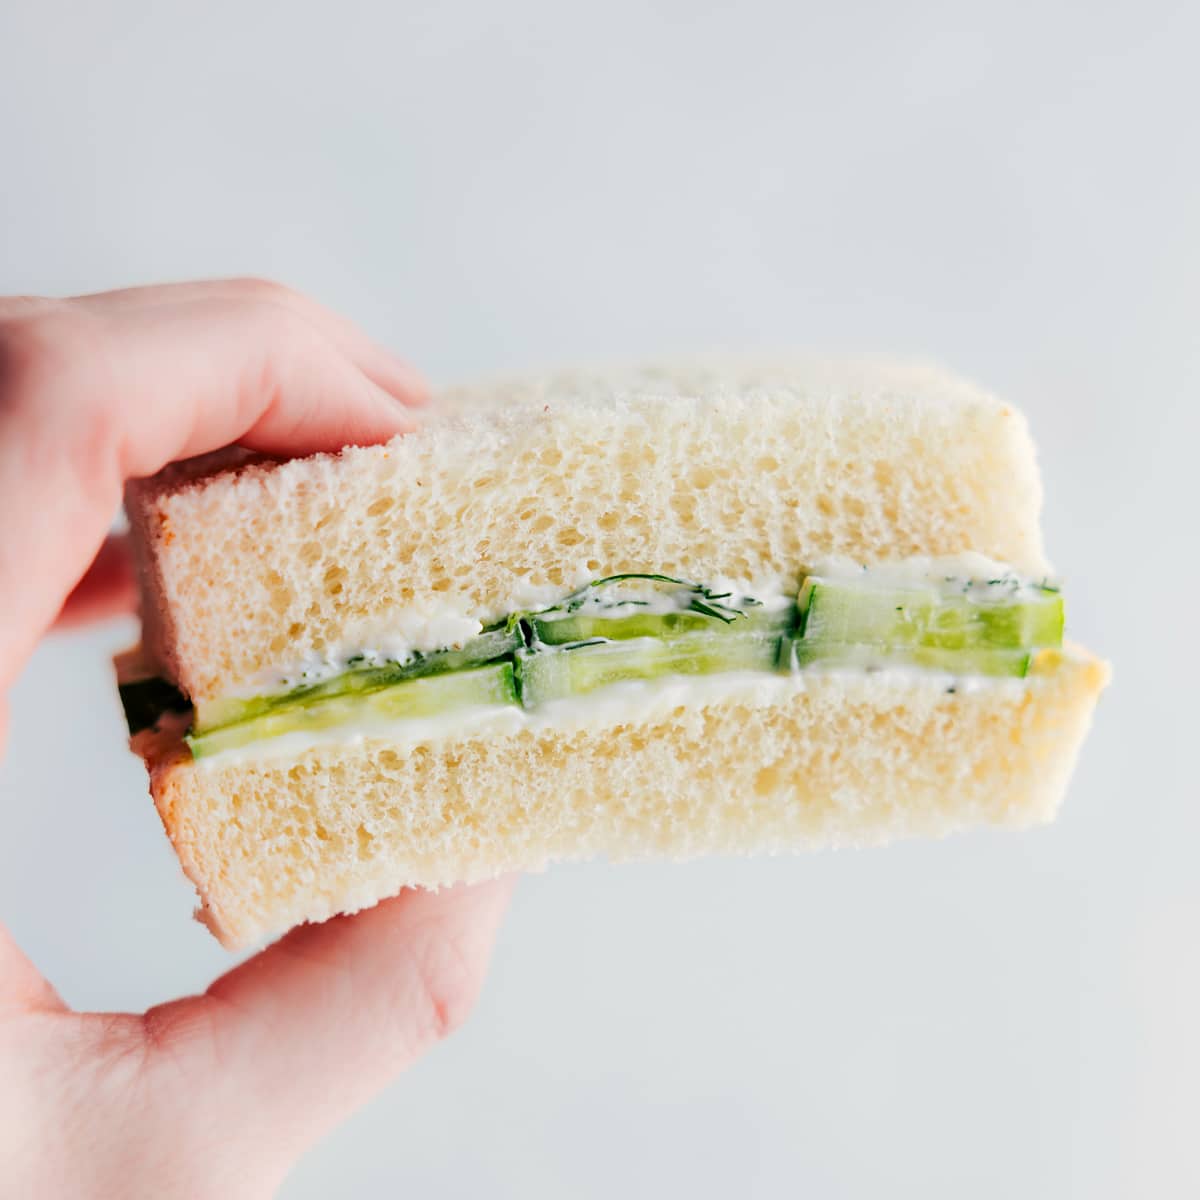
[
  {"xmin": 71, "ymin": 279, "xmax": 430, "ymax": 407},
  {"xmin": 53, "ymin": 535, "xmax": 136, "ymax": 630},
  {"xmin": 0, "ymin": 281, "xmax": 426, "ymax": 690},
  {"xmin": 145, "ymin": 880, "xmax": 512, "ymax": 1158}
]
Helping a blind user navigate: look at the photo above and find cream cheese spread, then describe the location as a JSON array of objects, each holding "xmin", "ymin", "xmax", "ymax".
[{"xmin": 192, "ymin": 662, "xmax": 1035, "ymax": 769}]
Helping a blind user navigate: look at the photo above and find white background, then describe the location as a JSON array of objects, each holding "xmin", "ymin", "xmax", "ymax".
[{"xmin": 1, "ymin": 2, "xmax": 1196, "ymax": 1196}]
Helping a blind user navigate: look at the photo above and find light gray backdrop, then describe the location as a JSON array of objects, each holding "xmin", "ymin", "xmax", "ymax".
[{"xmin": 1, "ymin": 2, "xmax": 1195, "ymax": 1196}]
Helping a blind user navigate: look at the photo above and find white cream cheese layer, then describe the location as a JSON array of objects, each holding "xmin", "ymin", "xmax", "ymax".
[
  {"xmin": 239, "ymin": 557, "xmax": 1055, "ymax": 696},
  {"xmin": 806, "ymin": 553, "xmax": 1060, "ymax": 599},
  {"xmin": 566, "ymin": 577, "xmax": 795, "ymax": 616},
  {"xmin": 235, "ymin": 577, "xmax": 798, "ymax": 697},
  {"xmin": 243, "ymin": 609, "xmax": 487, "ymax": 695},
  {"xmin": 189, "ymin": 558, "xmax": 1066, "ymax": 768},
  {"xmin": 191, "ymin": 664, "xmax": 1034, "ymax": 770}
]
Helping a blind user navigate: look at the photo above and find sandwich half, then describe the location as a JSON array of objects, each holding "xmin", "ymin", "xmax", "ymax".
[{"xmin": 118, "ymin": 359, "xmax": 1109, "ymax": 949}]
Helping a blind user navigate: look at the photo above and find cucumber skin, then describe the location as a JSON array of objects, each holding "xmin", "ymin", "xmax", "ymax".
[
  {"xmin": 799, "ymin": 579, "xmax": 1063, "ymax": 651},
  {"xmin": 529, "ymin": 606, "xmax": 792, "ymax": 646},
  {"xmin": 194, "ymin": 626, "xmax": 522, "ymax": 735},
  {"xmin": 187, "ymin": 663, "xmax": 518, "ymax": 759},
  {"xmin": 789, "ymin": 639, "xmax": 1031, "ymax": 678},
  {"xmin": 514, "ymin": 632, "xmax": 784, "ymax": 707}
]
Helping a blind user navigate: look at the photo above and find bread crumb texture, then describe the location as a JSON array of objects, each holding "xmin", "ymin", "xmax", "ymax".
[
  {"xmin": 128, "ymin": 359, "xmax": 1048, "ymax": 701},
  {"xmin": 150, "ymin": 653, "xmax": 1107, "ymax": 949}
]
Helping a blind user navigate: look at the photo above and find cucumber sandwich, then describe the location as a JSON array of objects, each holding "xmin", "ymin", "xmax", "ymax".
[{"xmin": 118, "ymin": 359, "xmax": 1109, "ymax": 948}]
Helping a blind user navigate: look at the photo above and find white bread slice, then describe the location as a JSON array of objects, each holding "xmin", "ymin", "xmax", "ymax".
[
  {"xmin": 143, "ymin": 650, "xmax": 1108, "ymax": 950},
  {"xmin": 126, "ymin": 359, "xmax": 1049, "ymax": 703},
  {"xmin": 122, "ymin": 358, "xmax": 1107, "ymax": 949}
]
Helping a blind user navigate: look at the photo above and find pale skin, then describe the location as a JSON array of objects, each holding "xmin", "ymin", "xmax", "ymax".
[{"xmin": 0, "ymin": 280, "xmax": 513, "ymax": 1197}]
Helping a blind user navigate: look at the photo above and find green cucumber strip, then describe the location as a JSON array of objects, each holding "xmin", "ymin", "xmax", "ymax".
[
  {"xmin": 514, "ymin": 631, "xmax": 782, "ymax": 707},
  {"xmin": 529, "ymin": 604, "xmax": 793, "ymax": 646},
  {"xmin": 193, "ymin": 626, "xmax": 521, "ymax": 733},
  {"xmin": 174, "ymin": 568, "xmax": 1061, "ymax": 754},
  {"xmin": 798, "ymin": 579, "xmax": 1063, "ymax": 651},
  {"xmin": 790, "ymin": 639, "xmax": 1031, "ymax": 677},
  {"xmin": 187, "ymin": 662, "xmax": 518, "ymax": 759}
]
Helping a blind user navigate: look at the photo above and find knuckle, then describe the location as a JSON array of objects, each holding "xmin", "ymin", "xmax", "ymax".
[
  {"xmin": 0, "ymin": 303, "xmax": 93, "ymax": 398},
  {"xmin": 0, "ymin": 294, "xmax": 55, "ymax": 323},
  {"xmin": 226, "ymin": 279, "xmax": 329, "ymax": 352},
  {"xmin": 233, "ymin": 282, "xmax": 316, "ymax": 355},
  {"xmin": 228, "ymin": 275, "xmax": 297, "ymax": 309},
  {"xmin": 0, "ymin": 304, "xmax": 124, "ymax": 500},
  {"xmin": 412, "ymin": 936, "xmax": 478, "ymax": 1044}
]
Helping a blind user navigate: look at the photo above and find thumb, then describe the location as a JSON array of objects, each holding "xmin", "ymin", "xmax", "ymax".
[{"xmin": 145, "ymin": 879, "xmax": 512, "ymax": 1163}]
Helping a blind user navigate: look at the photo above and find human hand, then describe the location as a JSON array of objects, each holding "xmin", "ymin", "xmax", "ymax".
[{"xmin": 0, "ymin": 280, "xmax": 513, "ymax": 1198}]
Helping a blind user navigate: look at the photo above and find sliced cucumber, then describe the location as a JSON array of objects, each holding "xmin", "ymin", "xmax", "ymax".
[
  {"xmin": 515, "ymin": 632, "xmax": 782, "ymax": 707},
  {"xmin": 389, "ymin": 625, "xmax": 523, "ymax": 680},
  {"xmin": 194, "ymin": 626, "xmax": 521, "ymax": 733},
  {"xmin": 798, "ymin": 578, "xmax": 1063, "ymax": 651},
  {"xmin": 529, "ymin": 605, "xmax": 793, "ymax": 646},
  {"xmin": 188, "ymin": 662, "xmax": 518, "ymax": 759},
  {"xmin": 182, "ymin": 568, "xmax": 1059, "ymax": 756},
  {"xmin": 790, "ymin": 639, "xmax": 1031, "ymax": 677}
]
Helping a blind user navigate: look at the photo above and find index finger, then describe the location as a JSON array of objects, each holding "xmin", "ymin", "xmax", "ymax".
[{"xmin": 0, "ymin": 279, "xmax": 426, "ymax": 692}]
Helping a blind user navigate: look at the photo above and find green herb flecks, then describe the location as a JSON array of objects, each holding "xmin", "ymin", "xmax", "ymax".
[{"xmin": 533, "ymin": 573, "xmax": 762, "ymax": 624}]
